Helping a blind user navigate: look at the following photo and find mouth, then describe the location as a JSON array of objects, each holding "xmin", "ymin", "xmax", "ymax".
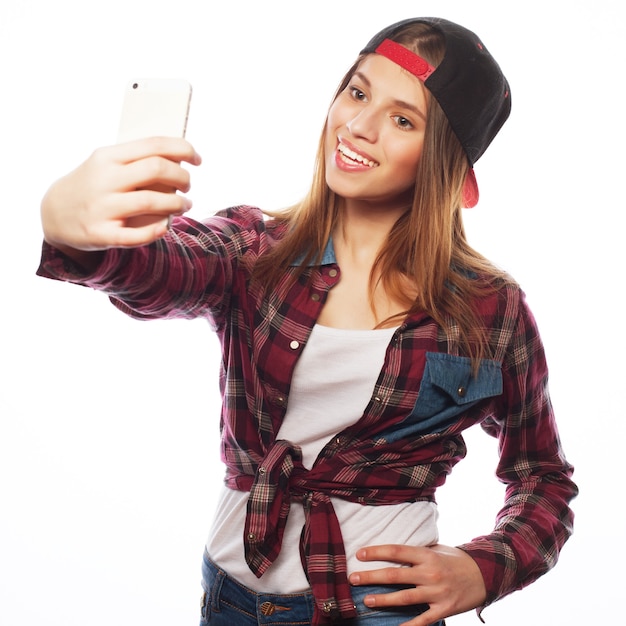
[{"xmin": 337, "ymin": 141, "xmax": 379, "ymax": 168}]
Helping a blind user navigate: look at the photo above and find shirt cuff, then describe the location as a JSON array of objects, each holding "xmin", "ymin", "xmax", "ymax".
[{"xmin": 36, "ymin": 240, "xmax": 114, "ymax": 285}]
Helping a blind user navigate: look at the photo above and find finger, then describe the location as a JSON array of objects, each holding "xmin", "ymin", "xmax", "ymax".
[
  {"xmin": 357, "ymin": 588, "xmax": 445, "ymax": 626},
  {"xmin": 358, "ymin": 590, "xmax": 447, "ymax": 626},
  {"xmin": 114, "ymin": 189, "xmax": 193, "ymax": 219},
  {"xmin": 356, "ymin": 544, "xmax": 430, "ymax": 565},
  {"xmin": 125, "ymin": 213, "xmax": 173, "ymax": 229},
  {"xmin": 361, "ymin": 585, "xmax": 428, "ymax": 608},
  {"xmin": 350, "ymin": 564, "xmax": 420, "ymax": 588},
  {"xmin": 99, "ymin": 216, "xmax": 171, "ymax": 248},
  {"xmin": 113, "ymin": 136, "xmax": 202, "ymax": 166},
  {"xmin": 116, "ymin": 156, "xmax": 193, "ymax": 193}
]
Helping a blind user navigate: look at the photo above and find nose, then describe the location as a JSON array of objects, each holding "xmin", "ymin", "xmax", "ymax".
[{"xmin": 346, "ymin": 107, "xmax": 379, "ymax": 143}]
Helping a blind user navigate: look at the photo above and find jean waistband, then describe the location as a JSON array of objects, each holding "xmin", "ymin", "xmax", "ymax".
[
  {"xmin": 202, "ymin": 551, "xmax": 316, "ymax": 624},
  {"xmin": 201, "ymin": 550, "xmax": 441, "ymax": 625}
]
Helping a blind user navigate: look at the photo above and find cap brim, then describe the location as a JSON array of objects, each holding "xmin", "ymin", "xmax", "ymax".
[{"xmin": 463, "ymin": 169, "xmax": 479, "ymax": 208}]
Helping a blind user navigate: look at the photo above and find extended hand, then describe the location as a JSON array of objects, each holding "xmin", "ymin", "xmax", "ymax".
[
  {"xmin": 41, "ymin": 137, "xmax": 202, "ymax": 253},
  {"xmin": 349, "ymin": 544, "xmax": 487, "ymax": 626}
]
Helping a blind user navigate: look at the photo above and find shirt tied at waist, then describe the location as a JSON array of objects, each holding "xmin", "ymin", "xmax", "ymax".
[
  {"xmin": 224, "ymin": 434, "xmax": 457, "ymax": 624},
  {"xmin": 233, "ymin": 439, "xmax": 358, "ymax": 624}
]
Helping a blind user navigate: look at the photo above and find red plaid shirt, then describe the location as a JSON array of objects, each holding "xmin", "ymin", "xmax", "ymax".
[{"xmin": 37, "ymin": 205, "xmax": 577, "ymax": 624}]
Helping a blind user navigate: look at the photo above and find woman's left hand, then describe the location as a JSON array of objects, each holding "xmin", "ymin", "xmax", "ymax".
[{"xmin": 349, "ymin": 544, "xmax": 487, "ymax": 626}]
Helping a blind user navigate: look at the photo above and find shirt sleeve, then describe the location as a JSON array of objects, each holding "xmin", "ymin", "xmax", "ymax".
[
  {"xmin": 36, "ymin": 206, "xmax": 272, "ymax": 327},
  {"xmin": 457, "ymin": 289, "xmax": 578, "ymax": 608}
]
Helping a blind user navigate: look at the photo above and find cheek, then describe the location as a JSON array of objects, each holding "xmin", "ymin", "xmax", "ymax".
[
  {"xmin": 389, "ymin": 140, "xmax": 423, "ymax": 182},
  {"xmin": 324, "ymin": 106, "xmax": 338, "ymax": 141},
  {"xmin": 325, "ymin": 102, "xmax": 343, "ymax": 136},
  {"xmin": 323, "ymin": 125, "xmax": 335, "ymax": 165}
]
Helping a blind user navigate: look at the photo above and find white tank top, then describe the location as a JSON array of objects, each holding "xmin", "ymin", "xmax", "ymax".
[{"xmin": 206, "ymin": 324, "xmax": 439, "ymax": 592}]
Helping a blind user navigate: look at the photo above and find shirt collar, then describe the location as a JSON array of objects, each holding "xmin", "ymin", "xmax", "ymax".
[{"xmin": 290, "ymin": 237, "xmax": 337, "ymax": 267}]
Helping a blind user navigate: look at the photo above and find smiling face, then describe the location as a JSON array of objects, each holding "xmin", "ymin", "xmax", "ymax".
[{"xmin": 324, "ymin": 53, "xmax": 429, "ymax": 215}]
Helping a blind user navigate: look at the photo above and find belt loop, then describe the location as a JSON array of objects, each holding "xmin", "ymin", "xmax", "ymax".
[{"xmin": 209, "ymin": 562, "xmax": 226, "ymax": 612}]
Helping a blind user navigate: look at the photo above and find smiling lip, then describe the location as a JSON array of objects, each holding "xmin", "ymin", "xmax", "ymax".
[{"xmin": 335, "ymin": 137, "xmax": 379, "ymax": 170}]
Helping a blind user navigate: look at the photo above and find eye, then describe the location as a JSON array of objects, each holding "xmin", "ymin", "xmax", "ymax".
[
  {"xmin": 348, "ymin": 85, "xmax": 367, "ymax": 102},
  {"xmin": 393, "ymin": 115, "xmax": 414, "ymax": 131}
]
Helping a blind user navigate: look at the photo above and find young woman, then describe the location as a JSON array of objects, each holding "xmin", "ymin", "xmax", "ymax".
[{"xmin": 37, "ymin": 17, "xmax": 577, "ymax": 626}]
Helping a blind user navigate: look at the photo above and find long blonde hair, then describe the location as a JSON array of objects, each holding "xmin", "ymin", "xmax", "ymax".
[{"xmin": 254, "ymin": 22, "xmax": 513, "ymax": 365}]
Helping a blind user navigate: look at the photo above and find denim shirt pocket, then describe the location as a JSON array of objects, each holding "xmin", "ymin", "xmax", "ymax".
[{"xmin": 382, "ymin": 352, "xmax": 502, "ymax": 443}]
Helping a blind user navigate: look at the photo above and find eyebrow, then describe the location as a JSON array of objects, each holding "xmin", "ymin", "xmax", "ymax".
[{"xmin": 353, "ymin": 70, "xmax": 427, "ymax": 122}]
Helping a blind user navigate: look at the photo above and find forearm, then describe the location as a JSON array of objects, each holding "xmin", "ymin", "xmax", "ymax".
[
  {"xmin": 42, "ymin": 240, "xmax": 105, "ymax": 274},
  {"xmin": 460, "ymin": 387, "xmax": 577, "ymax": 605},
  {"xmin": 458, "ymin": 470, "xmax": 577, "ymax": 604},
  {"xmin": 37, "ymin": 215, "xmax": 235, "ymax": 322},
  {"xmin": 37, "ymin": 238, "xmax": 128, "ymax": 286}
]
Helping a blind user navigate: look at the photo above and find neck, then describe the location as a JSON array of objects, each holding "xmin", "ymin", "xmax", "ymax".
[{"xmin": 335, "ymin": 200, "xmax": 407, "ymax": 266}]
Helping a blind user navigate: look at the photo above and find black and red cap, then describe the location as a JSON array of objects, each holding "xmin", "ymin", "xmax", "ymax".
[{"xmin": 361, "ymin": 17, "xmax": 511, "ymax": 207}]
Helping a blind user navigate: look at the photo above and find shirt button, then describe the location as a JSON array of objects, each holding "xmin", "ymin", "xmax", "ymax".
[
  {"xmin": 247, "ymin": 533, "xmax": 256, "ymax": 541},
  {"xmin": 457, "ymin": 386, "xmax": 467, "ymax": 398},
  {"xmin": 290, "ymin": 340, "xmax": 300, "ymax": 350},
  {"xmin": 258, "ymin": 467, "xmax": 266, "ymax": 475},
  {"xmin": 328, "ymin": 269, "xmax": 338, "ymax": 277},
  {"xmin": 311, "ymin": 293, "xmax": 320, "ymax": 302}
]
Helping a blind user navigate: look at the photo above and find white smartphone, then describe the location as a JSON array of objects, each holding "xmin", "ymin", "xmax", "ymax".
[
  {"xmin": 117, "ymin": 78, "xmax": 192, "ymax": 143},
  {"xmin": 116, "ymin": 79, "xmax": 193, "ymax": 228}
]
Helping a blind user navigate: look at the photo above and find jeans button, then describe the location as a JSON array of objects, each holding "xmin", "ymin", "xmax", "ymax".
[{"xmin": 260, "ymin": 601, "xmax": 276, "ymax": 616}]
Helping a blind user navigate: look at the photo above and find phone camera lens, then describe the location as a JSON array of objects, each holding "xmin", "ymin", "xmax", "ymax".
[{"xmin": 132, "ymin": 83, "xmax": 139, "ymax": 89}]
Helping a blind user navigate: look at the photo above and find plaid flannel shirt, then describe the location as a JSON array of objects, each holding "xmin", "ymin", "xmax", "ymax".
[{"xmin": 37, "ymin": 205, "xmax": 577, "ymax": 624}]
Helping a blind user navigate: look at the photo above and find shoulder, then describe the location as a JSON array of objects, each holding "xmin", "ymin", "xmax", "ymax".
[
  {"xmin": 487, "ymin": 280, "xmax": 548, "ymax": 369},
  {"xmin": 456, "ymin": 268, "xmax": 523, "ymax": 318},
  {"xmin": 465, "ymin": 275, "xmax": 542, "ymax": 361}
]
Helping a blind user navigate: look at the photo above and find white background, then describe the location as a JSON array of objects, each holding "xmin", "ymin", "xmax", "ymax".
[{"xmin": 1, "ymin": 1, "xmax": 623, "ymax": 624}]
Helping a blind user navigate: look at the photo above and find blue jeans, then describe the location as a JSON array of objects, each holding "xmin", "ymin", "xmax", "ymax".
[{"xmin": 200, "ymin": 551, "xmax": 444, "ymax": 625}]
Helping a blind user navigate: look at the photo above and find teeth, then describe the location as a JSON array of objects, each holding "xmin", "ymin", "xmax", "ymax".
[{"xmin": 338, "ymin": 143, "xmax": 379, "ymax": 167}]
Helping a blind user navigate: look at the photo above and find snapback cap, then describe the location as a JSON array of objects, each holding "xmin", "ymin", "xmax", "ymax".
[{"xmin": 361, "ymin": 17, "xmax": 511, "ymax": 207}]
